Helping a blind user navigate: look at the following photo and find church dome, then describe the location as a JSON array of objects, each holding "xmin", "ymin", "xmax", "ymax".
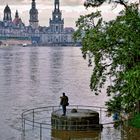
[{"xmin": 4, "ymin": 5, "xmax": 11, "ymax": 13}]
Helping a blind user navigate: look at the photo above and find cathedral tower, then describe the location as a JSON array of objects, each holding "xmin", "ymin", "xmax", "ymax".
[
  {"xmin": 3, "ymin": 5, "xmax": 12, "ymax": 22},
  {"xmin": 49, "ymin": 0, "xmax": 64, "ymax": 33},
  {"xmin": 29, "ymin": 0, "xmax": 39, "ymax": 29}
]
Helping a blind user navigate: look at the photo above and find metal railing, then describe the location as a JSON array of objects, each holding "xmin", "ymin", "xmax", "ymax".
[{"xmin": 21, "ymin": 105, "xmax": 118, "ymax": 140}]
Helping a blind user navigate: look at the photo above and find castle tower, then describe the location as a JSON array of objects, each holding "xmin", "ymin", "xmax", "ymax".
[
  {"xmin": 29, "ymin": 0, "xmax": 39, "ymax": 29},
  {"xmin": 49, "ymin": 0, "xmax": 64, "ymax": 33},
  {"xmin": 3, "ymin": 5, "xmax": 12, "ymax": 22}
]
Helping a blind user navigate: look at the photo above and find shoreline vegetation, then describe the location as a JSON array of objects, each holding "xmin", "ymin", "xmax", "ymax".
[
  {"xmin": 74, "ymin": 0, "xmax": 140, "ymax": 128},
  {"xmin": 128, "ymin": 113, "xmax": 140, "ymax": 128}
]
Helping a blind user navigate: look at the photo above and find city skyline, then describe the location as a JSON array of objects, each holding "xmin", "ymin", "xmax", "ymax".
[
  {"xmin": 0, "ymin": 0, "xmax": 77, "ymax": 46},
  {"xmin": 0, "ymin": 0, "xmax": 87, "ymax": 28},
  {"xmin": 0, "ymin": 0, "xmax": 132, "ymax": 29}
]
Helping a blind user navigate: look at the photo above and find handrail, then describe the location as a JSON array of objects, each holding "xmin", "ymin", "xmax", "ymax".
[
  {"xmin": 21, "ymin": 105, "xmax": 120, "ymax": 140},
  {"xmin": 22, "ymin": 105, "xmax": 115, "ymax": 122}
]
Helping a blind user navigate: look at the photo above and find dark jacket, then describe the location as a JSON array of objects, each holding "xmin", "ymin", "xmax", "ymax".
[{"xmin": 60, "ymin": 95, "xmax": 69, "ymax": 106}]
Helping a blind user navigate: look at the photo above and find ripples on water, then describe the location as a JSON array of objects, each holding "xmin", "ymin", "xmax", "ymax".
[{"xmin": 0, "ymin": 45, "xmax": 136, "ymax": 140}]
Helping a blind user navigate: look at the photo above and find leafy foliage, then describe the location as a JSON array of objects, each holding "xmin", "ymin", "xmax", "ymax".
[
  {"xmin": 129, "ymin": 113, "xmax": 140, "ymax": 128},
  {"xmin": 74, "ymin": 2, "xmax": 140, "ymax": 113}
]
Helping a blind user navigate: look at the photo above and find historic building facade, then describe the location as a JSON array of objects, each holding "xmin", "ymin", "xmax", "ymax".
[
  {"xmin": 40, "ymin": 0, "xmax": 74, "ymax": 45},
  {"xmin": 0, "ymin": 0, "xmax": 76, "ymax": 46}
]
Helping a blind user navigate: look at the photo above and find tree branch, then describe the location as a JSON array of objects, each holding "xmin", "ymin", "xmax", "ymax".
[{"xmin": 114, "ymin": 0, "xmax": 127, "ymax": 8}]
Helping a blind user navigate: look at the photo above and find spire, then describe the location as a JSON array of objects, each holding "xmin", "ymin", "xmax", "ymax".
[
  {"xmin": 54, "ymin": 0, "xmax": 60, "ymax": 11},
  {"xmin": 15, "ymin": 10, "xmax": 19, "ymax": 18},
  {"xmin": 29, "ymin": 0, "xmax": 39, "ymax": 29},
  {"xmin": 3, "ymin": 4, "xmax": 12, "ymax": 21},
  {"xmin": 50, "ymin": 0, "xmax": 63, "ymax": 22},
  {"xmin": 30, "ymin": 0, "xmax": 37, "ymax": 13},
  {"xmin": 4, "ymin": 5, "xmax": 11, "ymax": 13},
  {"xmin": 49, "ymin": 0, "xmax": 64, "ymax": 33},
  {"xmin": 32, "ymin": 0, "xmax": 36, "ymax": 9}
]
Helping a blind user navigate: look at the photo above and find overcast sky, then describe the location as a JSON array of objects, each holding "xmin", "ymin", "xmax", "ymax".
[{"xmin": 0, "ymin": 0, "xmax": 136, "ymax": 28}]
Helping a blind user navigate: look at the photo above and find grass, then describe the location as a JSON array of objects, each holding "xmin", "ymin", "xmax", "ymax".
[{"xmin": 129, "ymin": 113, "xmax": 140, "ymax": 128}]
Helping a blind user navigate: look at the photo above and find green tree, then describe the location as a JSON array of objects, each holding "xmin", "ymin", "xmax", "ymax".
[{"xmin": 74, "ymin": 1, "xmax": 140, "ymax": 113}]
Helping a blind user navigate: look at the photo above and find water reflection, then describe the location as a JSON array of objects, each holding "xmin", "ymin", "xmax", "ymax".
[
  {"xmin": 29, "ymin": 48, "xmax": 40, "ymax": 94},
  {"xmin": 49, "ymin": 47, "xmax": 64, "ymax": 93},
  {"xmin": 2, "ymin": 49, "xmax": 13, "ymax": 91}
]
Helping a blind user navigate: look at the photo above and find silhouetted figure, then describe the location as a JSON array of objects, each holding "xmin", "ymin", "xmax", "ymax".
[{"xmin": 60, "ymin": 93, "xmax": 69, "ymax": 116}]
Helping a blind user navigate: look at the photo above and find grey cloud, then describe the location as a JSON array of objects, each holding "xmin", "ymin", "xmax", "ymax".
[
  {"xmin": 0, "ymin": 0, "xmax": 24, "ymax": 5},
  {"xmin": 61, "ymin": 0, "xmax": 84, "ymax": 6},
  {"xmin": 37, "ymin": 0, "xmax": 83, "ymax": 6},
  {"xmin": 0, "ymin": 0, "xmax": 83, "ymax": 6}
]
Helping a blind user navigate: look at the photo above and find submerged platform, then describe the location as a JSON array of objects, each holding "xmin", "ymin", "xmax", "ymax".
[{"xmin": 51, "ymin": 108, "xmax": 103, "ymax": 131}]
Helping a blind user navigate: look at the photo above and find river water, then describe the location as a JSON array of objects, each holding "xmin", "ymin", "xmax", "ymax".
[{"xmin": 0, "ymin": 46, "xmax": 139, "ymax": 140}]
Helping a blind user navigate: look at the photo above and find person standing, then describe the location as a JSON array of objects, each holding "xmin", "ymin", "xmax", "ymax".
[{"xmin": 60, "ymin": 92, "xmax": 69, "ymax": 116}]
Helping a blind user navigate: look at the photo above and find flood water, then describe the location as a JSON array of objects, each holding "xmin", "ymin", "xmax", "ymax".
[{"xmin": 0, "ymin": 46, "xmax": 139, "ymax": 140}]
